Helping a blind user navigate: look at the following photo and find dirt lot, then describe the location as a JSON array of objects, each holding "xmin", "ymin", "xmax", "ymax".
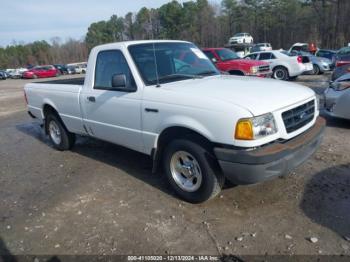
[{"xmin": 0, "ymin": 74, "xmax": 349, "ymax": 258}]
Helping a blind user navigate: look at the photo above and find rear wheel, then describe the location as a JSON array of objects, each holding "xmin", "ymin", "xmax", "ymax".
[
  {"xmin": 273, "ymin": 67, "xmax": 289, "ymax": 80},
  {"xmin": 163, "ymin": 139, "xmax": 224, "ymax": 203},
  {"xmin": 46, "ymin": 113, "xmax": 75, "ymax": 151}
]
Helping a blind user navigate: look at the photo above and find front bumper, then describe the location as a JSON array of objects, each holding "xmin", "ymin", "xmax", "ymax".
[
  {"xmin": 214, "ymin": 117, "xmax": 325, "ymax": 185},
  {"xmin": 320, "ymin": 63, "xmax": 331, "ymax": 72},
  {"xmin": 246, "ymin": 71, "xmax": 272, "ymax": 78}
]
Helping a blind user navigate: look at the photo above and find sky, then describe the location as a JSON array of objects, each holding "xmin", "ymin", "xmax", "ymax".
[{"xmin": 0, "ymin": 0, "xmax": 220, "ymax": 47}]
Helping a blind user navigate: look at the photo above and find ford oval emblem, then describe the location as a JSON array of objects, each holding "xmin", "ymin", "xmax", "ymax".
[{"xmin": 300, "ymin": 112, "xmax": 307, "ymax": 119}]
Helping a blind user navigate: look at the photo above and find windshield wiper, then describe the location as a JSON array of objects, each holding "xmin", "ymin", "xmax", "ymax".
[
  {"xmin": 157, "ymin": 74, "xmax": 203, "ymax": 84},
  {"xmin": 197, "ymin": 70, "xmax": 218, "ymax": 76}
]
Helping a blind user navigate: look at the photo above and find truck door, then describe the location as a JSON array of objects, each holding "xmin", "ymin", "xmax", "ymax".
[{"xmin": 80, "ymin": 49, "xmax": 144, "ymax": 153}]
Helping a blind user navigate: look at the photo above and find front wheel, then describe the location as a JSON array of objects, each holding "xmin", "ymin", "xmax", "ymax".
[
  {"xmin": 312, "ymin": 64, "xmax": 320, "ymax": 75},
  {"xmin": 163, "ymin": 139, "xmax": 224, "ymax": 203},
  {"xmin": 46, "ymin": 113, "xmax": 75, "ymax": 151}
]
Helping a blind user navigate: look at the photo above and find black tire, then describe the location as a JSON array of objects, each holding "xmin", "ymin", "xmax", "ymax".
[
  {"xmin": 46, "ymin": 113, "xmax": 75, "ymax": 151},
  {"xmin": 163, "ymin": 139, "xmax": 224, "ymax": 203},
  {"xmin": 313, "ymin": 64, "xmax": 320, "ymax": 75},
  {"xmin": 273, "ymin": 66, "xmax": 289, "ymax": 80}
]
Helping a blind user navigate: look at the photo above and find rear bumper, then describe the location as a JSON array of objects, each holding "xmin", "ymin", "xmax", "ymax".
[{"xmin": 214, "ymin": 117, "xmax": 325, "ymax": 185}]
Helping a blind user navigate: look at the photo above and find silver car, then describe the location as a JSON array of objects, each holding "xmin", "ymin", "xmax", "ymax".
[
  {"xmin": 324, "ymin": 73, "xmax": 350, "ymax": 120},
  {"xmin": 291, "ymin": 51, "xmax": 332, "ymax": 75}
]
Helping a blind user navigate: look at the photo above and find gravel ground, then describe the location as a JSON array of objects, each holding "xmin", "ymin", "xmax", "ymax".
[{"xmin": 0, "ymin": 74, "xmax": 349, "ymax": 258}]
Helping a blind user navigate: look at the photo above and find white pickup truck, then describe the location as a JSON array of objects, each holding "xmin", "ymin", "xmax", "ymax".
[{"xmin": 25, "ymin": 40, "xmax": 325, "ymax": 203}]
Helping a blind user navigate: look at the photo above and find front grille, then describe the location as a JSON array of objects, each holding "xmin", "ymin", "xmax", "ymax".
[
  {"xmin": 282, "ymin": 100, "xmax": 315, "ymax": 133},
  {"xmin": 258, "ymin": 65, "xmax": 270, "ymax": 72}
]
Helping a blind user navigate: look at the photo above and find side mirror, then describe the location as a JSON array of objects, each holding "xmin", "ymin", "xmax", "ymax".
[
  {"xmin": 211, "ymin": 58, "xmax": 217, "ymax": 63},
  {"xmin": 111, "ymin": 74, "xmax": 136, "ymax": 92},
  {"xmin": 112, "ymin": 74, "xmax": 126, "ymax": 88}
]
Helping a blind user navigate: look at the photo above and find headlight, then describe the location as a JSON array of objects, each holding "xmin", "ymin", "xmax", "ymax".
[
  {"xmin": 235, "ymin": 113, "xmax": 278, "ymax": 140},
  {"xmin": 250, "ymin": 66, "xmax": 259, "ymax": 74}
]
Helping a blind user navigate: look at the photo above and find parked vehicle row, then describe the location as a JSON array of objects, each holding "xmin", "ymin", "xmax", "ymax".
[
  {"xmin": 6, "ymin": 68, "xmax": 25, "ymax": 79},
  {"xmin": 0, "ymin": 62, "xmax": 87, "ymax": 80},
  {"xmin": 244, "ymin": 50, "xmax": 313, "ymax": 80}
]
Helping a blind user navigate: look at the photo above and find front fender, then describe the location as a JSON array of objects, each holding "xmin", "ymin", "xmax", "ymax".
[{"xmin": 155, "ymin": 115, "xmax": 215, "ymax": 147}]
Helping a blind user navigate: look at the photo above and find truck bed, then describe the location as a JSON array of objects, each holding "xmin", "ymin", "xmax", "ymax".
[{"xmin": 35, "ymin": 77, "xmax": 84, "ymax": 85}]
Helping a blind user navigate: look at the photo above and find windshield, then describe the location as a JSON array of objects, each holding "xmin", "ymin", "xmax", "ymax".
[
  {"xmin": 338, "ymin": 47, "xmax": 350, "ymax": 55},
  {"xmin": 128, "ymin": 42, "xmax": 219, "ymax": 85},
  {"xmin": 216, "ymin": 49, "xmax": 240, "ymax": 61},
  {"xmin": 234, "ymin": 33, "xmax": 245, "ymax": 37}
]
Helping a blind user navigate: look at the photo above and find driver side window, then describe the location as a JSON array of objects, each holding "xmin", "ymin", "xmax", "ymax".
[
  {"xmin": 246, "ymin": 54, "xmax": 258, "ymax": 60},
  {"xmin": 94, "ymin": 50, "xmax": 136, "ymax": 91}
]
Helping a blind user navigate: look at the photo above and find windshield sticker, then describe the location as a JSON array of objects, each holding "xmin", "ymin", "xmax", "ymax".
[{"xmin": 191, "ymin": 48, "xmax": 209, "ymax": 60}]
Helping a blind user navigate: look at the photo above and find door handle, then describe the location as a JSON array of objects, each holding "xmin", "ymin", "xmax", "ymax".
[
  {"xmin": 145, "ymin": 108, "xmax": 158, "ymax": 113},
  {"xmin": 87, "ymin": 96, "xmax": 96, "ymax": 102}
]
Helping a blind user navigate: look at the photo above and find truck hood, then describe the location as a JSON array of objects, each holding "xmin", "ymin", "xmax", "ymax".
[{"xmin": 162, "ymin": 75, "xmax": 315, "ymax": 116}]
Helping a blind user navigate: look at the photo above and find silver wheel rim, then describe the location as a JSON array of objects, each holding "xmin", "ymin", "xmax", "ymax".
[
  {"xmin": 275, "ymin": 69, "xmax": 285, "ymax": 80},
  {"xmin": 49, "ymin": 120, "xmax": 62, "ymax": 145},
  {"xmin": 170, "ymin": 151, "xmax": 202, "ymax": 192}
]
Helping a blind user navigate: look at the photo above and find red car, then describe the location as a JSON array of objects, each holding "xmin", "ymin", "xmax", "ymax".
[
  {"xmin": 23, "ymin": 65, "xmax": 59, "ymax": 79},
  {"xmin": 202, "ymin": 48, "xmax": 271, "ymax": 77}
]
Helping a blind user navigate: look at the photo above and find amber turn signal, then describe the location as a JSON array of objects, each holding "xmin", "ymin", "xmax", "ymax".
[{"xmin": 235, "ymin": 119, "xmax": 254, "ymax": 140}]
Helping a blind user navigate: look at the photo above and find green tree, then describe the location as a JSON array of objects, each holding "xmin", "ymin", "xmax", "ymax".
[{"xmin": 158, "ymin": 1, "xmax": 184, "ymax": 39}]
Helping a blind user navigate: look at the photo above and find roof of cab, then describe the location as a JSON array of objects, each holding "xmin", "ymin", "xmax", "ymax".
[{"xmin": 92, "ymin": 40, "xmax": 191, "ymax": 51}]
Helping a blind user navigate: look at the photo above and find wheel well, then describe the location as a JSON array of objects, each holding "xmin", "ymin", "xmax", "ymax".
[
  {"xmin": 272, "ymin": 65, "xmax": 288, "ymax": 72},
  {"xmin": 43, "ymin": 104, "xmax": 60, "ymax": 134},
  {"xmin": 151, "ymin": 126, "xmax": 213, "ymax": 173},
  {"xmin": 228, "ymin": 70, "xmax": 245, "ymax": 76},
  {"xmin": 43, "ymin": 104, "xmax": 58, "ymax": 118}
]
